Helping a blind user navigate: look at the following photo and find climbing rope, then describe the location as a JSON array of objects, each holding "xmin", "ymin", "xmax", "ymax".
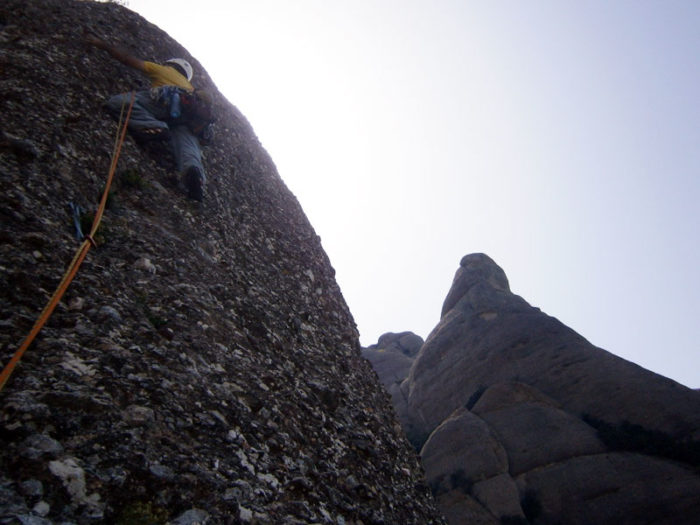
[{"xmin": 0, "ymin": 92, "xmax": 136, "ymax": 393}]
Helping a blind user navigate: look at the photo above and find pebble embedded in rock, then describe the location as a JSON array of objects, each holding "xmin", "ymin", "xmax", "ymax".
[
  {"xmin": 97, "ymin": 305, "xmax": 122, "ymax": 323},
  {"xmin": 20, "ymin": 435, "xmax": 64, "ymax": 460},
  {"xmin": 19, "ymin": 480, "xmax": 43, "ymax": 498},
  {"xmin": 122, "ymin": 405, "xmax": 155, "ymax": 427},
  {"xmin": 134, "ymin": 257, "xmax": 156, "ymax": 274},
  {"xmin": 32, "ymin": 500, "xmax": 50, "ymax": 517},
  {"xmin": 170, "ymin": 508, "xmax": 209, "ymax": 525}
]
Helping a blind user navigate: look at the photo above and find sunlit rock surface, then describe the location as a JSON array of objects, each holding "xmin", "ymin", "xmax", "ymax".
[{"xmin": 0, "ymin": 1, "xmax": 444, "ymax": 523}]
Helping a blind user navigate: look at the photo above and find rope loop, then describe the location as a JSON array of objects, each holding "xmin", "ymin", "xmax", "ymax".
[{"xmin": 84, "ymin": 235, "xmax": 98, "ymax": 248}]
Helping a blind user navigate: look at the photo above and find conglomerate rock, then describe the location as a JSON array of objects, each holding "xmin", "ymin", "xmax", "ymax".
[
  {"xmin": 365, "ymin": 253, "xmax": 700, "ymax": 524},
  {"xmin": 0, "ymin": 1, "xmax": 444, "ymax": 523}
]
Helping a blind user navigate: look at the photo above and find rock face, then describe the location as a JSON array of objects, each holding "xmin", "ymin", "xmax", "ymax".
[
  {"xmin": 362, "ymin": 332, "xmax": 423, "ymax": 390},
  {"xmin": 0, "ymin": 1, "xmax": 444, "ymax": 523},
  {"xmin": 365, "ymin": 253, "xmax": 700, "ymax": 525},
  {"xmin": 361, "ymin": 332, "xmax": 423, "ymax": 426}
]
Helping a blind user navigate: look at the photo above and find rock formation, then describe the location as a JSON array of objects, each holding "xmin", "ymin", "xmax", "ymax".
[
  {"xmin": 365, "ymin": 254, "xmax": 700, "ymax": 525},
  {"xmin": 361, "ymin": 332, "xmax": 423, "ymax": 426},
  {"xmin": 0, "ymin": 1, "xmax": 444, "ymax": 523}
]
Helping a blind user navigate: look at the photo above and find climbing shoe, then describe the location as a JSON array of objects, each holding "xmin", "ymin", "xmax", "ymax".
[{"xmin": 183, "ymin": 166, "xmax": 204, "ymax": 201}]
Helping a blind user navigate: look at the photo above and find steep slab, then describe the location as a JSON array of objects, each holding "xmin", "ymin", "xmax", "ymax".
[{"xmin": 0, "ymin": 1, "xmax": 443, "ymax": 523}]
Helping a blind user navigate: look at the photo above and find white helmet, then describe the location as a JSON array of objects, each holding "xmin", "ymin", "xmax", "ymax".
[{"xmin": 165, "ymin": 58, "xmax": 193, "ymax": 81}]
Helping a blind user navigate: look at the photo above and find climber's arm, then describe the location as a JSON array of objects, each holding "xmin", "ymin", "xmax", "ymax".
[{"xmin": 85, "ymin": 35, "xmax": 146, "ymax": 72}]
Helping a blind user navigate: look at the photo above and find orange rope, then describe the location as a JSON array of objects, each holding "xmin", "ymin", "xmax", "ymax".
[{"xmin": 0, "ymin": 92, "xmax": 135, "ymax": 393}]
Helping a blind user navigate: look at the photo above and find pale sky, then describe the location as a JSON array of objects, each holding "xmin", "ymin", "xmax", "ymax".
[{"xmin": 123, "ymin": 1, "xmax": 699, "ymax": 389}]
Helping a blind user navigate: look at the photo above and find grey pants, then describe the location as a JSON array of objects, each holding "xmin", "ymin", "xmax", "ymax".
[{"xmin": 106, "ymin": 91, "xmax": 206, "ymax": 184}]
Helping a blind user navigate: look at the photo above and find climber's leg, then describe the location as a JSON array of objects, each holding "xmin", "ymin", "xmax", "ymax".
[
  {"xmin": 170, "ymin": 124, "xmax": 206, "ymax": 201},
  {"xmin": 105, "ymin": 91, "xmax": 169, "ymax": 139}
]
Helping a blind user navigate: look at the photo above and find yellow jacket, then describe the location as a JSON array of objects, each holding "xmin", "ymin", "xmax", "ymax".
[{"xmin": 143, "ymin": 61, "xmax": 193, "ymax": 92}]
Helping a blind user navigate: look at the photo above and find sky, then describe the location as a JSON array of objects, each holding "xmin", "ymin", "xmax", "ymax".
[{"xmin": 122, "ymin": 1, "xmax": 699, "ymax": 389}]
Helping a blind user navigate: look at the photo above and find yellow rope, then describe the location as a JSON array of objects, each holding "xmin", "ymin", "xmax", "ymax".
[{"xmin": 0, "ymin": 92, "xmax": 135, "ymax": 393}]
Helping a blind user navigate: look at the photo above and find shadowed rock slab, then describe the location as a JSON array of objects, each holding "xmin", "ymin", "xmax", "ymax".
[
  {"xmin": 516, "ymin": 452, "xmax": 700, "ymax": 525},
  {"xmin": 472, "ymin": 474, "xmax": 524, "ymax": 521},
  {"xmin": 478, "ymin": 402, "xmax": 606, "ymax": 475},
  {"xmin": 436, "ymin": 489, "xmax": 499, "ymax": 525},
  {"xmin": 472, "ymin": 381, "xmax": 561, "ymax": 413},
  {"xmin": 421, "ymin": 408, "xmax": 508, "ymax": 492}
]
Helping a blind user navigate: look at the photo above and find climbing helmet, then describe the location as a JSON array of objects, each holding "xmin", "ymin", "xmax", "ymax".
[{"xmin": 164, "ymin": 58, "xmax": 193, "ymax": 81}]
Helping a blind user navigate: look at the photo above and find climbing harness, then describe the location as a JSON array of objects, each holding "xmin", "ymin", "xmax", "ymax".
[
  {"xmin": 152, "ymin": 85, "xmax": 215, "ymax": 138},
  {"xmin": 0, "ymin": 92, "xmax": 136, "ymax": 393},
  {"xmin": 154, "ymin": 85, "xmax": 183, "ymax": 119}
]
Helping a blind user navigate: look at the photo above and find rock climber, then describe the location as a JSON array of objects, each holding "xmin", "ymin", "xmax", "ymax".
[{"xmin": 85, "ymin": 35, "xmax": 213, "ymax": 201}]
